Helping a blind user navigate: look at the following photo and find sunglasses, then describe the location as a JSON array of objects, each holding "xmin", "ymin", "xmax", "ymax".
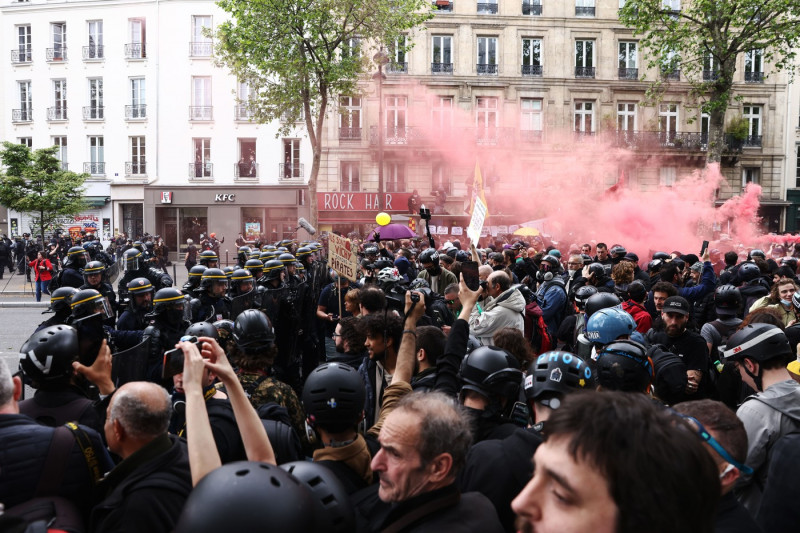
[
  {"xmin": 445, "ymin": 299, "xmax": 457, "ymax": 304},
  {"xmin": 678, "ymin": 414, "xmax": 754, "ymax": 475}
]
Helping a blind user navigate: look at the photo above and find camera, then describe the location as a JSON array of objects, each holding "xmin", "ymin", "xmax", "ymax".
[
  {"xmin": 419, "ymin": 205, "xmax": 431, "ymax": 221},
  {"xmin": 162, "ymin": 335, "xmax": 199, "ymax": 379},
  {"xmin": 410, "ymin": 291, "xmax": 420, "ymax": 303}
]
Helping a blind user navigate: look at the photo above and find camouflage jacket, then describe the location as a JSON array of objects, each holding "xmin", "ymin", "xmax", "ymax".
[{"xmin": 237, "ymin": 371, "xmax": 305, "ymax": 439}]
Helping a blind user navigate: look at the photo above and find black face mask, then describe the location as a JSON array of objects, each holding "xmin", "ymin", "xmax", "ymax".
[{"xmin": 426, "ymin": 265, "xmax": 442, "ymax": 277}]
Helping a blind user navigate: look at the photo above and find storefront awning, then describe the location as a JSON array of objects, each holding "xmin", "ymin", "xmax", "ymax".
[{"xmin": 85, "ymin": 196, "xmax": 110, "ymax": 208}]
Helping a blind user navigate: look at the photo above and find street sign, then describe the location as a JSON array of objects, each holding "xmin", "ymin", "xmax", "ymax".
[{"xmin": 328, "ymin": 233, "xmax": 358, "ymax": 282}]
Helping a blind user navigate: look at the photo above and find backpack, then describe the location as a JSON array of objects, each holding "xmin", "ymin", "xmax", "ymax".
[
  {"xmin": 522, "ymin": 299, "xmax": 554, "ymax": 356},
  {"xmin": 47, "ymin": 269, "xmax": 65, "ymax": 293}
]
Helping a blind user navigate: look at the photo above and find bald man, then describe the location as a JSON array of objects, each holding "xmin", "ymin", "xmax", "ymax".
[{"xmin": 90, "ymin": 382, "xmax": 192, "ymax": 533}]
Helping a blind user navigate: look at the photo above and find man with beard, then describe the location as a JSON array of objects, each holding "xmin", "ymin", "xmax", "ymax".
[
  {"xmin": 117, "ymin": 278, "xmax": 154, "ymax": 330},
  {"xmin": 357, "ymin": 312, "xmax": 404, "ymax": 428},
  {"xmin": 417, "ymin": 249, "xmax": 457, "ymax": 297},
  {"xmin": 328, "ymin": 316, "xmax": 367, "ymax": 368}
]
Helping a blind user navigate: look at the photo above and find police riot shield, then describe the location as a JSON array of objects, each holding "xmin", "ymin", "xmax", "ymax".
[
  {"xmin": 106, "ymin": 261, "xmax": 120, "ymax": 284},
  {"xmin": 230, "ymin": 290, "xmax": 256, "ymax": 321},
  {"xmin": 112, "ymin": 339, "xmax": 150, "ymax": 386}
]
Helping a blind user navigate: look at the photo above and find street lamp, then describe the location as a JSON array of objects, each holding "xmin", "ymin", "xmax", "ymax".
[{"xmin": 373, "ymin": 49, "xmax": 389, "ymax": 212}]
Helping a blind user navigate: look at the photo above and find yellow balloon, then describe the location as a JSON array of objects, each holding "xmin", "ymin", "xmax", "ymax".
[{"xmin": 376, "ymin": 212, "xmax": 391, "ymax": 226}]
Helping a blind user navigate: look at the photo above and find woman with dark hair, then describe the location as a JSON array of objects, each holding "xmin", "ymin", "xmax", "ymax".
[
  {"xmin": 29, "ymin": 251, "xmax": 53, "ymax": 302},
  {"xmin": 492, "ymin": 327, "xmax": 536, "ymax": 366}
]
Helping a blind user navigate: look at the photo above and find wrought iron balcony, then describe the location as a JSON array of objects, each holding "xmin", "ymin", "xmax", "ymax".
[
  {"xmin": 522, "ymin": 64, "xmax": 543, "ymax": 76},
  {"xmin": 11, "ymin": 48, "xmax": 32, "ymax": 63},
  {"xmin": 575, "ymin": 6, "xmax": 595, "ymax": 16},
  {"xmin": 743, "ymin": 135, "xmax": 763, "ymax": 148},
  {"xmin": 522, "ymin": 1, "xmax": 542, "ymax": 15},
  {"xmin": 474, "ymin": 127, "xmax": 515, "ymax": 145},
  {"xmin": 235, "ymin": 162, "xmax": 259, "ymax": 179},
  {"xmin": 614, "ymin": 131, "xmax": 717, "ymax": 152},
  {"xmin": 703, "ymin": 70, "xmax": 719, "ymax": 81},
  {"xmin": 125, "ymin": 43, "xmax": 146, "ymax": 59},
  {"xmin": 661, "ymin": 69, "xmax": 680, "ymax": 81},
  {"xmin": 520, "ymin": 130, "xmax": 543, "ymax": 143},
  {"xmin": 12, "ymin": 108, "xmax": 32, "ymax": 122},
  {"xmin": 618, "ymin": 67, "xmax": 638, "ymax": 80},
  {"xmin": 83, "ymin": 106, "xmax": 104, "ymax": 120},
  {"xmin": 434, "ymin": 0, "xmax": 453, "ymax": 11},
  {"xmin": 83, "ymin": 45, "xmax": 104, "ymax": 60},
  {"xmin": 46, "ymin": 47, "xmax": 67, "ymax": 61},
  {"xmin": 339, "ymin": 127, "xmax": 362, "ymax": 140},
  {"xmin": 189, "ymin": 162, "xmax": 213, "ymax": 179},
  {"xmin": 745, "ymin": 71, "xmax": 764, "ymax": 83},
  {"xmin": 234, "ymin": 105, "xmax": 253, "ymax": 121},
  {"xmin": 47, "ymin": 107, "xmax": 68, "ymax": 121},
  {"xmin": 388, "ymin": 62, "xmax": 408, "ymax": 74},
  {"xmin": 190, "ymin": 41, "xmax": 213, "ymax": 57},
  {"xmin": 575, "ymin": 66, "xmax": 595, "ymax": 78},
  {"xmin": 431, "ymin": 62, "xmax": 453, "ymax": 74},
  {"xmin": 125, "ymin": 104, "xmax": 147, "ymax": 120},
  {"xmin": 279, "ymin": 163, "xmax": 304, "ymax": 180},
  {"xmin": 369, "ymin": 126, "xmax": 424, "ymax": 146},
  {"xmin": 189, "ymin": 106, "xmax": 213, "ymax": 121},
  {"xmin": 125, "ymin": 162, "xmax": 147, "ymax": 176},
  {"xmin": 84, "ymin": 162, "xmax": 105, "ymax": 175},
  {"xmin": 477, "ymin": 2, "xmax": 498, "ymax": 14},
  {"xmin": 477, "ymin": 64, "xmax": 498, "ymax": 75}
]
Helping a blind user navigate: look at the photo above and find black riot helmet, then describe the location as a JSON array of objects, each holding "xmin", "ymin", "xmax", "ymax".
[
  {"xmin": 584, "ymin": 292, "xmax": 621, "ymax": 319},
  {"xmin": 279, "ymin": 253, "xmax": 296, "ymax": 266},
  {"xmin": 281, "ymin": 461, "xmax": 355, "ymax": 533},
  {"xmin": 237, "ymin": 246, "xmax": 251, "ymax": 264},
  {"xmin": 302, "ymin": 363, "xmax": 366, "ymax": 433},
  {"xmin": 152, "ymin": 288, "xmax": 188, "ymax": 326},
  {"xmin": 69, "ymin": 289, "xmax": 113, "ymax": 324},
  {"xmin": 233, "ymin": 309, "xmax": 275, "ymax": 353},
  {"xmin": 230, "ymin": 269, "xmax": 254, "ymax": 295},
  {"xmin": 185, "ymin": 321, "xmax": 219, "ymax": 341},
  {"xmin": 418, "ymin": 248, "xmax": 439, "ymax": 266},
  {"xmin": 48, "ymin": 287, "xmax": 79, "ymax": 314},
  {"xmin": 198, "ymin": 250, "xmax": 219, "ymax": 267},
  {"xmin": 714, "ymin": 284, "xmax": 742, "ymax": 317},
  {"xmin": 595, "ymin": 340, "xmax": 653, "ymax": 393},
  {"xmin": 64, "ymin": 246, "xmax": 90, "ymax": 269},
  {"xmin": 262, "ymin": 259, "xmax": 286, "ymax": 281},
  {"xmin": 20, "ymin": 325, "xmax": 80, "ymax": 388},
  {"xmin": 459, "ymin": 345, "xmax": 523, "ymax": 419},
  {"xmin": 738, "ymin": 262, "xmax": 761, "ymax": 283},
  {"xmin": 586, "ymin": 262, "xmax": 605, "ymax": 279},
  {"xmin": 174, "ymin": 462, "xmax": 318, "ymax": 533},
  {"xmin": 82, "ymin": 260, "xmax": 106, "ymax": 285},
  {"xmin": 123, "ymin": 248, "xmax": 145, "ymax": 272},
  {"xmin": 244, "ymin": 259, "xmax": 264, "ymax": 278},
  {"xmin": 573, "ymin": 285, "xmax": 598, "ymax": 311},
  {"xmin": 200, "ymin": 268, "xmax": 229, "ymax": 293},
  {"xmin": 127, "ymin": 277, "xmax": 155, "ymax": 310},
  {"xmin": 295, "ymin": 247, "xmax": 313, "ymax": 264},
  {"xmin": 525, "ymin": 351, "xmax": 593, "ymax": 407}
]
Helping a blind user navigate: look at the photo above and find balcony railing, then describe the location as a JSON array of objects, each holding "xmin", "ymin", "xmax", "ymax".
[
  {"xmin": 575, "ymin": 6, "xmax": 595, "ymax": 16},
  {"xmin": 522, "ymin": 64, "xmax": 543, "ymax": 76},
  {"xmin": 190, "ymin": 41, "xmax": 213, "ymax": 57},
  {"xmin": 84, "ymin": 162, "xmax": 105, "ymax": 175},
  {"xmin": 520, "ymin": 129, "xmax": 544, "ymax": 143},
  {"xmin": 369, "ymin": 126, "xmax": 425, "ymax": 146},
  {"xmin": 618, "ymin": 67, "xmax": 638, "ymax": 80},
  {"xmin": 477, "ymin": 2, "xmax": 498, "ymax": 13},
  {"xmin": 614, "ymin": 131, "xmax": 730, "ymax": 152},
  {"xmin": 189, "ymin": 106, "xmax": 213, "ymax": 121},
  {"xmin": 189, "ymin": 162, "xmax": 213, "ymax": 179},
  {"xmin": 125, "ymin": 43, "xmax": 146, "ymax": 59},
  {"xmin": 703, "ymin": 70, "xmax": 719, "ymax": 81},
  {"xmin": 11, "ymin": 48, "xmax": 32, "ymax": 63},
  {"xmin": 387, "ymin": 62, "xmax": 408, "ymax": 74},
  {"xmin": 434, "ymin": 0, "xmax": 453, "ymax": 11},
  {"xmin": 126, "ymin": 104, "xmax": 147, "ymax": 120},
  {"xmin": 83, "ymin": 106, "xmax": 104, "ymax": 120},
  {"xmin": 661, "ymin": 69, "xmax": 680, "ymax": 81},
  {"xmin": 743, "ymin": 135, "xmax": 763, "ymax": 148},
  {"xmin": 125, "ymin": 162, "xmax": 147, "ymax": 176},
  {"xmin": 12, "ymin": 108, "xmax": 32, "ymax": 122},
  {"xmin": 234, "ymin": 105, "xmax": 253, "ymax": 120},
  {"xmin": 339, "ymin": 127, "xmax": 362, "ymax": 140},
  {"xmin": 47, "ymin": 107, "xmax": 68, "ymax": 121},
  {"xmin": 477, "ymin": 63, "xmax": 498, "ymax": 75},
  {"xmin": 46, "ymin": 47, "xmax": 67, "ymax": 61},
  {"xmin": 279, "ymin": 163, "xmax": 304, "ymax": 180},
  {"xmin": 522, "ymin": 1, "xmax": 542, "ymax": 15},
  {"xmin": 745, "ymin": 71, "xmax": 764, "ymax": 83},
  {"xmin": 234, "ymin": 162, "xmax": 259, "ymax": 178},
  {"xmin": 431, "ymin": 62, "xmax": 453, "ymax": 74},
  {"xmin": 575, "ymin": 66, "xmax": 595, "ymax": 78},
  {"xmin": 83, "ymin": 45, "xmax": 104, "ymax": 60},
  {"xmin": 474, "ymin": 127, "xmax": 515, "ymax": 145}
]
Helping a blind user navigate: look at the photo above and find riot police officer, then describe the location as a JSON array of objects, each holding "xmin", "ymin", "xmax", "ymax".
[
  {"xmin": 198, "ymin": 250, "xmax": 219, "ymax": 269},
  {"xmin": 80, "ymin": 260, "xmax": 117, "ymax": 324},
  {"xmin": 117, "ymin": 277, "xmax": 155, "ymax": 331},
  {"xmin": 117, "ymin": 247, "xmax": 173, "ymax": 304},
  {"xmin": 244, "ymin": 259, "xmax": 264, "ymax": 283},
  {"xmin": 182, "ymin": 264, "xmax": 207, "ymax": 295},
  {"xmin": 36, "ymin": 286, "xmax": 78, "ymax": 332},
  {"xmin": 236, "ymin": 246, "xmax": 251, "ymax": 268},
  {"xmin": 190, "ymin": 268, "xmax": 231, "ymax": 323},
  {"xmin": 143, "ymin": 287, "xmax": 191, "ymax": 383},
  {"xmin": 54, "ymin": 246, "xmax": 90, "ymax": 289}
]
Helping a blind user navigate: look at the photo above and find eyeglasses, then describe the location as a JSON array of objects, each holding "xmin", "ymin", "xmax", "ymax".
[
  {"xmin": 567, "ymin": 262, "xmax": 583, "ymax": 267},
  {"xmin": 445, "ymin": 299, "xmax": 457, "ymax": 304},
  {"xmin": 331, "ymin": 333, "xmax": 342, "ymax": 338},
  {"xmin": 678, "ymin": 414, "xmax": 754, "ymax": 475}
]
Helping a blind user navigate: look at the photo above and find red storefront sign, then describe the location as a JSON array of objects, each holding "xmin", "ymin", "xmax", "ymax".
[{"xmin": 318, "ymin": 192, "xmax": 413, "ymax": 212}]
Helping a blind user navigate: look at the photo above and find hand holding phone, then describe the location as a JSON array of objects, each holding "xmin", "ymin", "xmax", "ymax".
[{"xmin": 461, "ymin": 261, "xmax": 480, "ymax": 291}]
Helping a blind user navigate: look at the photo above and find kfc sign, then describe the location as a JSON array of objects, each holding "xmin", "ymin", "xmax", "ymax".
[{"xmin": 318, "ymin": 192, "xmax": 412, "ymax": 212}]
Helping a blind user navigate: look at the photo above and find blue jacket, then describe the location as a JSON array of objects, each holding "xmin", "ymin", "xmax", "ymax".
[
  {"xmin": 678, "ymin": 261, "xmax": 716, "ymax": 303},
  {"xmin": 536, "ymin": 278, "xmax": 567, "ymax": 334}
]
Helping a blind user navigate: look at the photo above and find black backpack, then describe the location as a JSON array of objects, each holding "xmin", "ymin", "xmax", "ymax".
[{"xmin": 47, "ymin": 269, "xmax": 65, "ymax": 293}]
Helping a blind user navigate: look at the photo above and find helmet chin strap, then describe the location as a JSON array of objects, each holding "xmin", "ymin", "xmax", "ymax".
[{"xmin": 742, "ymin": 360, "xmax": 763, "ymax": 391}]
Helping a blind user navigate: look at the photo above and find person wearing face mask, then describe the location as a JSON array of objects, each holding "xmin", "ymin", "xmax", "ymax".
[
  {"xmin": 143, "ymin": 288, "xmax": 192, "ymax": 383},
  {"xmin": 564, "ymin": 254, "xmax": 584, "ymax": 295},
  {"xmin": 416, "ymin": 248, "xmax": 457, "ymax": 297},
  {"xmin": 751, "ymin": 278, "xmax": 798, "ymax": 326}
]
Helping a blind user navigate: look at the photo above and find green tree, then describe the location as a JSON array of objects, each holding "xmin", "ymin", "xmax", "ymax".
[
  {"xmin": 213, "ymin": 0, "xmax": 432, "ymax": 227},
  {"xmin": 0, "ymin": 142, "xmax": 88, "ymax": 243},
  {"xmin": 619, "ymin": 0, "xmax": 800, "ymax": 163}
]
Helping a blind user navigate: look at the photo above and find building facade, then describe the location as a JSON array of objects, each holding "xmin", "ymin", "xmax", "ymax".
[
  {"xmin": 1, "ymin": 0, "xmax": 311, "ymax": 257},
  {"xmin": 319, "ymin": 0, "xmax": 793, "ymax": 236}
]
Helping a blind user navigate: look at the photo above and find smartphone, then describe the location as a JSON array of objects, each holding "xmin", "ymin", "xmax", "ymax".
[
  {"xmin": 700, "ymin": 240, "xmax": 709, "ymax": 256},
  {"xmin": 462, "ymin": 261, "xmax": 480, "ymax": 291},
  {"xmin": 162, "ymin": 335, "xmax": 199, "ymax": 379}
]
